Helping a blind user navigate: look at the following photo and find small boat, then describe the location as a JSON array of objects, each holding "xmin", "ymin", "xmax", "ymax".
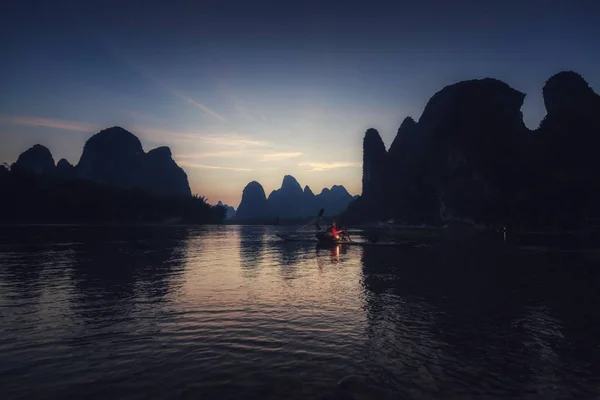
[
  {"xmin": 316, "ymin": 232, "xmax": 350, "ymax": 247},
  {"xmin": 275, "ymin": 232, "xmax": 423, "ymax": 248},
  {"xmin": 274, "ymin": 208, "xmax": 427, "ymax": 249},
  {"xmin": 316, "ymin": 231, "xmax": 346, "ymax": 244}
]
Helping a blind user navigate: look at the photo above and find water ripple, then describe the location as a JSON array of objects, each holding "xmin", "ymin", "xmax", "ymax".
[{"xmin": 1, "ymin": 225, "xmax": 600, "ymax": 399}]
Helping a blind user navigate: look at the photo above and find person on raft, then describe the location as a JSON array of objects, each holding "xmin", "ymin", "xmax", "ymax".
[{"xmin": 327, "ymin": 221, "xmax": 344, "ymax": 238}]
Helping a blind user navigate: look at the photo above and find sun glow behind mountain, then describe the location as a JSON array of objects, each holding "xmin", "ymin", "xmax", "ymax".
[{"xmin": 1, "ymin": 1, "xmax": 599, "ymax": 206}]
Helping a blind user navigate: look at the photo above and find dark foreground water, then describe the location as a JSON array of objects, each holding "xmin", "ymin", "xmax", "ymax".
[{"xmin": 1, "ymin": 225, "xmax": 600, "ymax": 399}]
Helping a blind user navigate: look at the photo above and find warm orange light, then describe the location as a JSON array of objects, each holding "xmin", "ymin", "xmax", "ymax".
[{"xmin": 334, "ymin": 245, "xmax": 340, "ymax": 258}]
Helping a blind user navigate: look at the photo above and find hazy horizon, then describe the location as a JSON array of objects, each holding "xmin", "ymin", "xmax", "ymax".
[{"xmin": 2, "ymin": 0, "xmax": 599, "ymax": 207}]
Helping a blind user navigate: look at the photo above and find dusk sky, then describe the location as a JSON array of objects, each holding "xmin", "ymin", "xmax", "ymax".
[{"xmin": 1, "ymin": 0, "xmax": 599, "ymax": 207}]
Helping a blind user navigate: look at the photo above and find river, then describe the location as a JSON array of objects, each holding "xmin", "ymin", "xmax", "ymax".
[{"xmin": 1, "ymin": 225, "xmax": 599, "ymax": 399}]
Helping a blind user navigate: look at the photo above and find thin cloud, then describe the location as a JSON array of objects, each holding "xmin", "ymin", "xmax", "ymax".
[
  {"xmin": 113, "ymin": 53, "xmax": 227, "ymax": 122},
  {"xmin": 132, "ymin": 127, "xmax": 197, "ymax": 142},
  {"xmin": 0, "ymin": 114, "xmax": 271, "ymax": 148},
  {"xmin": 222, "ymin": 92, "xmax": 260, "ymax": 125},
  {"xmin": 132, "ymin": 127, "xmax": 231, "ymax": 144},
  {"xmin": 262, "ymin": 152, "xmax": 303, "ymax": 161},
  {"xmin": 175, "ymin": 150, "xmax": 247, "ymax": 159},
  {"xmin": 167, "ymin": 87, "xmax": 228, "ymax": 122},
  {"xmin": 153, "ymin": 130, "xmax": 272, "ymax": 147},
  {"xmin": 299, "ymin": 161, "xmax": 361, "ymax": 171},
  {"xmin": 0, "ymin": 114, "xmax": 98, "ymax": 132},
  {"xmin": 178, "ymin": 161, "xmax": 252, "ymax": 172},
  {"xmin": 163, "ymin": 132, "xmax": 273, "ymax": 148},
  {"xmin": 201, "ymin": 134, "xmax": 273, "ymax": 148},
  {"xmin": 0, "ymin": 115, "xmax": 196, "ymax": 146}
]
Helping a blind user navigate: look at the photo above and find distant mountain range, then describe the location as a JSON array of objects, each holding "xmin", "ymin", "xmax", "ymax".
[
  {"xmin": 235, "ymin": 175, "xmax": 355, "ymax": 220},
  {"xmin": 12, "ymin": 126, "xmax": 191, "ymax": 198},
  {"xmin": 2, "ymin": 127, "xmax": 225, "ymax": 224},
  {"xmin": 8, "ymin": 126, "xmax": 355, "ymax": 223},
  {"xmin": 13, "ymin": 70, "xmax": 596, "ymax": 230}
]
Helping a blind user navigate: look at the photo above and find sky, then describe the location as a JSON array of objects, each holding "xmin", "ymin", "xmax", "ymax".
[{"xmin": 1, "ymin": 0, "xmax": 599, "ymax": 207}]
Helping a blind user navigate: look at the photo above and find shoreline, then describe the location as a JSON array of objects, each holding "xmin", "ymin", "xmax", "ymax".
[{"xmin": 0, "ymin": 222, "xmax": 598, "ymax": 236}]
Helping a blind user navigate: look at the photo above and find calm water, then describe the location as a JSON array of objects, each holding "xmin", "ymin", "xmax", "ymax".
[{"xmin": 1, "ymin": 225, "xmax": 600, "ymax": 399}]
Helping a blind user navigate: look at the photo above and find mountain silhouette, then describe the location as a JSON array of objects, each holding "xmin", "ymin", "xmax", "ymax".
[
  {"xmin": 235, "ymin": 175, "xmax": 354, "ymax": 221},
  {"xmin": 236, "ymin": 181, "xmax": 269, "ymax": 220},
  {"xmin": 12, "ymin": 126, "xmax": 191, "ymax": 198},
  {"xmin": 77, "ymin": 127, "xmax": 191, "ymax": 197},
  {"xmin": 3, "ymin": 127, "xmax": 223, "ymax": 224},
  {"xmin": 347, "ymin": 70, "xmax": 600, "ymax": 230},
  {"xmin": 217, "ymin": 201, "xmax": 236, "ymax": 220},
  {"xmin": 13, "ymin": 144, "xmax": 55, "ymax": 175},
  {"xmin": 55, "ymin": 158, "xmax": 75, "ymax": 179},
  {"xmin": 267, "ymin": 175, "xmax": 306, "ymax": 218}
]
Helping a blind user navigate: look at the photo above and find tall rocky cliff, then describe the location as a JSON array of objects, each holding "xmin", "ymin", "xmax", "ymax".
[
  {"xmin": 267, "ymin": 175, "xmax": 306, "ymax": 218},
  {"xmin": 353, "ymin": 70, "xmax": 600, "ymax": 229},
  {"xmin": 236, "ymin": 181, "xmax": 269, "ymax": 220},
  {"xmin": 362, "ymin": 128, "xmax": 387, "ymax": 208},
  {"xmin": 524, "ymin": 71, "xmax": 600, "ymax": 227}
]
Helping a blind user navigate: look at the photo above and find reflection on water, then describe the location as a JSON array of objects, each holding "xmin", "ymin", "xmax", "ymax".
[
  {"xmin": 70, "ymin": 227, "xmax": 190, "ymax": 323},
  {"xmin": 239, "ymin": 225, "xmax": 265, "ymax": 276},
  {"xmin": 1, "ymin": 225, "xmax": 600, "ymax": 399}
]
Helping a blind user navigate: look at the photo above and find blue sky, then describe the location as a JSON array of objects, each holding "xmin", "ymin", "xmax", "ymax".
[{"xmin": 1, "ymin": 0, "xmax": 599, "ymax": 207}]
